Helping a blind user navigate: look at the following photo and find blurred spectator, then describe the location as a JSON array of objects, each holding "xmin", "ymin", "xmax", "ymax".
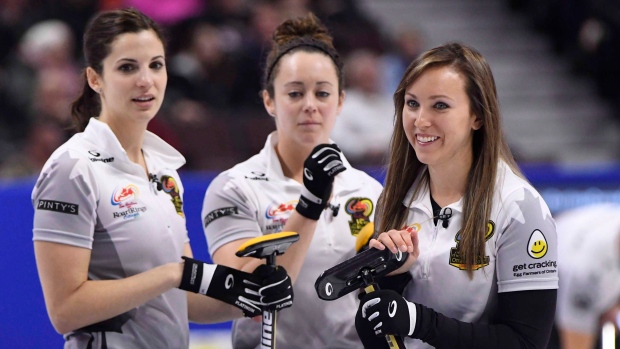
[
  {"xmin": 510, "ymin": 0, "xmax": 620, "ymax": 117},
  {"xmin": 0, "ymin": 120, "xmax": 65, "ymax": 179},
  {"xmin": 32, "ymin": 68, "xmax": 80, "ymax": 131},
  {"xmin": 381, "ymin": 26, "xmax": 425, "ymax": 96},
  {"xmin": 331, "ymin": 49, "xmax": 393, "ymax": 167},
  {"xmin": 167, "ymin": 20, "xmax": 245, "ymax": 111},
  {"xmin": 313, "ymin": 0, "xmax": 388, "ymax": 56},
  {"xmin": 0, "ymin": 19, "xmax": 79, "ymax": 151}
]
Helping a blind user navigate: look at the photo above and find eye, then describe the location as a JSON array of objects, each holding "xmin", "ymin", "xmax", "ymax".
[
  {"xmin": 288, "ymin": 91, "xmax": 302, "ymax": 98},
  {"xmin": 406, "ymin": 99, "xmax": 419, "ymax": 108},
  {"xmin": 434, "ymin": 102, "xmax": 449, "ymax": 110},
  {"xmin": 316, "ymin": 91, "xmax": 330, "ymax": 98},
  {"xmin": 150, "ymin": 61, "xmax": 165, "ymax": 70},
  {"xmin": 118, "ymin": 64, "xmax": 135, "ymax": 72}
]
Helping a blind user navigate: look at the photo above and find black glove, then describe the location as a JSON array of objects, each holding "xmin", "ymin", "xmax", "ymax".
[
  {"xmin": 179, "ymin": 257, "xmax": 293, "ymax": 317},
  {"xmin": 249, "ymin": 264, "xmax": 294, "ymax": 311},
  {"xmin": 356, "ymin": 290, "xmax": 416, "ymax": 340},
  {"xmin": 296, "ymin": 144, "xmax": 346, "ymax": 220}
]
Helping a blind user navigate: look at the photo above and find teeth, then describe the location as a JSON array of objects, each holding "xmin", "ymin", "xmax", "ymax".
[{"xmin": 417, "ymin": 135, "xmax": 438, "ymax": 143}]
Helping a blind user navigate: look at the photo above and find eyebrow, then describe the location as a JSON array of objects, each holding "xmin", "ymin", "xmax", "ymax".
[
  {"xmin": 405, "ymin": 92, "xmax": 453, "ymax": 100},
  {"xmin": 284, "ymin": 81, "xmax": 334, "ymax": 87},
  {"xmin": 116, "ymin": 55, "xmax": 165, "ymax": 63}
]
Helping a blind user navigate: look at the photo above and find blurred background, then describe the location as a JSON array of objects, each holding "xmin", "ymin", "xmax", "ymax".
[{"xmin": 1, "ymin": 0, "xmax": 620, "ymax": 348}]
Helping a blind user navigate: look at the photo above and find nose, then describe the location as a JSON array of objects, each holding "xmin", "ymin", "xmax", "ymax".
[
  {"xmin": 413, "ymin": 109, "xmax": 430, "ymax": 128},
  {"xmin": 302, "ymin": 94, "xmax": 317, "ymax": 113},
  {"xmin": 137, "ymin": 70, "xmax": 153, "ymax": 88}
]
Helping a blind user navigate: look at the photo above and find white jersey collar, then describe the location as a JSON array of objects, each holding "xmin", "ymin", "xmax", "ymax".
[
  {"xmin": 84, "ymin": 118, "xmax": 185, "ymax": 171},
  {"xmin": 402, "ymin": 161, "xmax": 516, "ymax": 214}
]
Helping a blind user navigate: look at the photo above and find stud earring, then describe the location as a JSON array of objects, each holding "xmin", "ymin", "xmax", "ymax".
[{"xmin": 96, "ymin": 88, "xmax": 101, "ymax": 94}]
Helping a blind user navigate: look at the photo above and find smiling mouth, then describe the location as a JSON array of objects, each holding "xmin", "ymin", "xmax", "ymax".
[
  {"xmin": 417, "ymin": 135, "xmax": 438, "ymax": 143},
  {"xmin": 531, "ymin": 246, "xmax": 546, "ymax": 254}
]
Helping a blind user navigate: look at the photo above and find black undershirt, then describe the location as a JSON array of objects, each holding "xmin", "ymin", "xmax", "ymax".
[{"xmin": 365, "ymin": 197, "xmax": 557, "ymax": 348}]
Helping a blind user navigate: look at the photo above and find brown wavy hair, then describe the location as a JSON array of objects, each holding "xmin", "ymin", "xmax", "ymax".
[{"xmin": 378, "ymin": 42, "xmax": 523, "ymax": 276}]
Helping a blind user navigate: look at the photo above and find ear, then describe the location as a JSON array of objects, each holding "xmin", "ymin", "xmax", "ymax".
[
  {"xmin": 262, "ymin": 90, "xmax": 275, "ymax": 117},
  {"xmin": 86, "ymin": 67, "xmax": 101, "ymax": 93},
  {"xmin": 336, "ymin": 90, "xmax": 346, "ymax": 116},
  {"xmin": 472, "ymin": 114, "xmax": 483, "ymax": 131}
]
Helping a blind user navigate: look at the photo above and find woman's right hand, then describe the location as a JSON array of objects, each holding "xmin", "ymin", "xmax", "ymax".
[{"xmin": 369, "ymin": 228, "xmax": 419, "ymax": 275}]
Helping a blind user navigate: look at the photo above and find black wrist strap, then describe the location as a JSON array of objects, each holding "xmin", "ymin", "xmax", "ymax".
[
  {"xmin": 296, "ymin": 195, "xmax": 324, "ymax": 220},
  {"xmin": 179, "ymin": 256, "xmax": 204, "ymax": 294}
]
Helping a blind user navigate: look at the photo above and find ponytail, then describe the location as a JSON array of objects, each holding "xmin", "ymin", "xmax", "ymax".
[{"xmin": 70, "ymin": 71, "xmax": 100, "ymax": 132}]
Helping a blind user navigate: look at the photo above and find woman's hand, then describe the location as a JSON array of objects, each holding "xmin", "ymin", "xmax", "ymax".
[{"xmin": 369, "ymin": 228, "xmax": 419, "ymax": 275}]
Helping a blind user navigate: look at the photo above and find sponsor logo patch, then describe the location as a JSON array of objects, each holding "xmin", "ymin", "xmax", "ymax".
[
  {"xmin": 37, "ymin": 199, "xmax": 79, "ymax": 215},
  {"xmin": 245, "ymin": 171, "xmax": 269, "ymax": 181},
  {"xmin": 203, "ymin": 207, "xmax": 238, "ymax": 228},
  {"xmin": 344, "ymin": 198, "xmax": 374, "ymax": 236},
  {"xmin": 160, "ymin": 175, "xmax": 184, "ymax": 218},
  {"xmin": 88, "ymin": 150, "xmax": 114, "ymax": 163},
  {"xmin": 527, "ymin": 229, "xmax": 548, "ymax": 259},
  {"xmin": 111, "ymin": 184, "xmax": 145, "ymax": 219},
  {"xmin": 449, "ymin": 221, "xmax": 495, "ymax": 270},
  {"xmin": 264, "ymin": 201, "xmax": 297, "ymax": 233}
]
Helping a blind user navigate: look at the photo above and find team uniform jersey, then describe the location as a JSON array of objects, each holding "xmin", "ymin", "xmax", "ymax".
[
  {"xmin": 202, "ymin": 133, "xmax": 383, "ymax": 349},
  {"xmin": 32, "ymin": 118, "xmax": 189, "ymax": 349},
  {"xmin": 400, "ymin": 162, "xmax": 558, "ymax": 349},
  {"xmin": 555, "ymin": 204, "xmax": 620, "ymax": 334}
]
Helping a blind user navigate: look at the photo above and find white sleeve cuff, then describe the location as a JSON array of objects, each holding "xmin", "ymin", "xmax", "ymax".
[{"xmin": 407, "ymin": 300, "xmax": 417, "ymax": 336}]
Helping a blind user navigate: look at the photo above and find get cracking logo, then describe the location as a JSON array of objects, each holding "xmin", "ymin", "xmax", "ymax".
[{"xmin": 527, "ymin": 229, "xmax": 548, "ymax": 259}]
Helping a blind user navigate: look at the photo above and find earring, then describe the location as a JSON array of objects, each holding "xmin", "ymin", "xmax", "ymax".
[{"xmin": 96, "ymin": 88, "xmax": 101, "ymax": 94}]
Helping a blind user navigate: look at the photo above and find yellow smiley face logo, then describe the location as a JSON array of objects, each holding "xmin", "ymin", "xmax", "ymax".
[{"xmin": 527, "ymin": 229, "xmax": 548, "ymax": 259}]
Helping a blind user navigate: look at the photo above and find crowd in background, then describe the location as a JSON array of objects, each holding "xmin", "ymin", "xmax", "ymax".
[
  {"xmin": 0, "ymin": 0, "xmax": 426, "ymax": 179},
  {"xmin": 510, "ymin": 0, "xmax": 620, "ymax": 117},
  {"xmin": 4, "ymin": 0, "xmax": 620, "ymax": 179}
]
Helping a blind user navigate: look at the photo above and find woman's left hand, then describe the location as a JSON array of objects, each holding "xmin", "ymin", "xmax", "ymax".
[{"xmin": 369, "ymin": 228, "xmax": 419, "ymax": 274}]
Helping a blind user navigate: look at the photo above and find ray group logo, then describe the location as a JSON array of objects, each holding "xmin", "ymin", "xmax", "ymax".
[
  {"xmin": 345, "ymin": 197, "xmax": 373, "ymax": 236},
  {"xmin": 111, "ymin": 184, "xmax": 146, "ymax": 220},
  {"xmin": 265, "ymin": 200, "xmax": 297, "ymax": 233}
]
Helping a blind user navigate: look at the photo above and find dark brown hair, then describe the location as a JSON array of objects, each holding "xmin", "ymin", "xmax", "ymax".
[
  {"xmin": 70, "ymin": 8, "xmax": 166, "ymax": 132},
  {"xmin": 379, "ymin": 42, "xmax": 523, "ymax": 275},
  {"xmin": 262, "ymin": 13, "xmax": 343, "ymax": 98}
]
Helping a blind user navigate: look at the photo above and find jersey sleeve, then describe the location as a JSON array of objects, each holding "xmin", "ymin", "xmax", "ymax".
[
  {"xmin": 201, "ymin": 173, "xmax": 262, "ymax": 257},
  {"xmin": 32, "ymin": 151, "xmax": 98, "ymax": 249},
  {"xmin": 495, "ymin": 187, "xmax": 558, "ymax": 293}
]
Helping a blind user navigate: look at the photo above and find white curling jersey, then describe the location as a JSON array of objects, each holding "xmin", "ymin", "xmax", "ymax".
[
  {"xmin": 32, "ymin": 118, "xmax": 190, "ymax": 349},
  {"xmin": 401, "ymin": 162, "xmax": 558, "ymax": 349},
  {"xmin": 555, "ymin": 204, "xmax": 620, "ymax": 334},
  {"xmin": 202, "ymin": 133, "xmax": 383, "ymax": 348}
]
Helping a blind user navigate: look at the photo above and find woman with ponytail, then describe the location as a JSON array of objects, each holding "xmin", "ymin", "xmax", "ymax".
[{"xmin": 32, "ymin": 8, "xmax": 292, "ymax": 348}]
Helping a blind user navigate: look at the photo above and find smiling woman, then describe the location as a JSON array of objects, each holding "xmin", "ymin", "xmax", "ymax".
[{"xmin": 355, "ymin": 43, "xmax": 559, "ymax": 349}]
